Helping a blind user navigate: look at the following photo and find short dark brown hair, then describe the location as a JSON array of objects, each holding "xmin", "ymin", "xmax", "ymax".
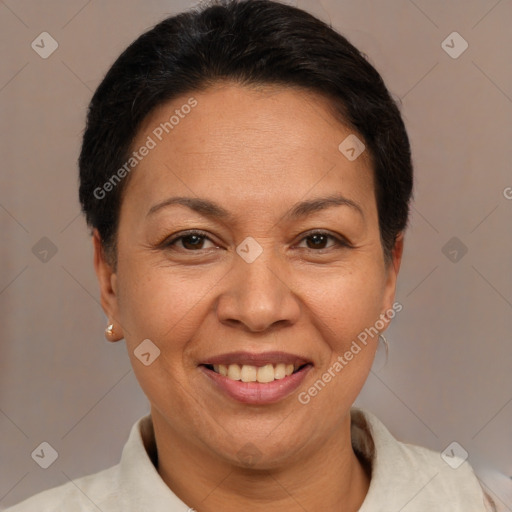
[{"xmin": 79, "ymin": 0, "xmax": 413, "ymax": 263}]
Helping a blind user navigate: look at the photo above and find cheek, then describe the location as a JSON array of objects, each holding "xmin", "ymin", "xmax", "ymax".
[
  {"xmin": 295, "ymin": 266, "xmax": 384, "ymax": 411},
  {"xmin": 303, "ymin": 263, "xmax": 385, "ymax": 342},
  {"xmin": 114, "ymin": 260, "xmax": 212, "ymax": 414},
  {"xmin": 115, "ymin": 256, "xmax": 225, "ymax": 352}
]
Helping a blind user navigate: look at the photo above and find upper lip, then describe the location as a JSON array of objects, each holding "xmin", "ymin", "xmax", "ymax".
[{"xmin": 200, "ymin": 351, "xmax": 312, "ymax": 367}]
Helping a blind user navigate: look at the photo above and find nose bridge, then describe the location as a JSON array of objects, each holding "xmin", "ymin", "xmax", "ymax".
[{"xmin": 216, "ymin": 241, "xmax": 300, "ymax": 332}]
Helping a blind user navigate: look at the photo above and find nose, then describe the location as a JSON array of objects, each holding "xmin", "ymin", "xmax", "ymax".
[{"xmin": 215, "ymin": 245, "xmax": 301, "ymax": 333}]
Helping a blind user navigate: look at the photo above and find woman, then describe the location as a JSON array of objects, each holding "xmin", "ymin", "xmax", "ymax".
[{"xmin": 6, "ymin": 0, "xmax": 496, "ymax": 510}]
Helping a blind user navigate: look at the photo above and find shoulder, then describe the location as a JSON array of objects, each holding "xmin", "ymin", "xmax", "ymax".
[
  {"xmin": 3, "ymin": 414, "xmax": 159, "ymax": 512},
  {"xmin": 351, "ymin": 407, "xmax": 496, "ymax": 511},
  {"xmin": 3, "ymin": 464, "xmax": 121, "ymax": 512},
  {"xmin": 395, "ymin": 440, "xmax": 496, "ymax": 510}
]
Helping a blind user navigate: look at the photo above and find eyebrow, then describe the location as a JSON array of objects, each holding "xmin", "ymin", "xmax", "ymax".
[{"xmin": 146, "ymin": 194, "xmax": 364, "ymax": 221}]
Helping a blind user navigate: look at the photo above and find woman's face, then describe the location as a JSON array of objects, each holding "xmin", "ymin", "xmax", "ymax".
[{"xmin": 95, "ymin": 83, "xmax": 402, "ymax": 468}]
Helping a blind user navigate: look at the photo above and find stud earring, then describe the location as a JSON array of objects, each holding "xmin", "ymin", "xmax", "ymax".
[{"xmin": 105, "ymin": 323, "xmax": 115, "ymax": 341}]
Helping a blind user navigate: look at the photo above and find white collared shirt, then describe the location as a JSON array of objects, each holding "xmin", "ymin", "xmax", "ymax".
[{"xmin": 5, "ymin": 407, "xmax": 496, "ymax": 511}]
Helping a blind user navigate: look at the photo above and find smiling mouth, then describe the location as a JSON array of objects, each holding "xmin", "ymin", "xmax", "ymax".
[{"xmin": 202, "ymin": 363, "xmax": 311, "ymax": 383}]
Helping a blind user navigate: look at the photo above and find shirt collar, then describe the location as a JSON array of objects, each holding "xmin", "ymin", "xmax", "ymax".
[
  {"xmin": 116, "ymin": 407, "xmax": 486, "ymax": 511},
  {"xmin": 118, "ymin": 415, "xmax": 191, "ymax": 511},
  {"xmin": 351, "ymin": 407, "xmax": 488, "ymax": 512}
]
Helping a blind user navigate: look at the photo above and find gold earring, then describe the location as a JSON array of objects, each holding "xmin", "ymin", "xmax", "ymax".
[{"xmin": 105, "ymin": 323, "xmax": 115, "ymax": 340}]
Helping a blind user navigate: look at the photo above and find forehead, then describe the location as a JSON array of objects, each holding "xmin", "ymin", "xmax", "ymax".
[{"xmin": 125, "ymin": 83, "xmax": 375, "ymax": 214}]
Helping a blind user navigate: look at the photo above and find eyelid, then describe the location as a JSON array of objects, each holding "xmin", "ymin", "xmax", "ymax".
[
  {"xmin": 160, "ymin": 229, "xmax": 218, "ymax": 248},
  {"xmin": 295, "ymin": 229, "xmax": 353, "ymax": 249}
]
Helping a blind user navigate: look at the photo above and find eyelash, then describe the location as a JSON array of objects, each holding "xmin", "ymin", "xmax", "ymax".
[{"xmin": 161, "ymin": 229, "xmax": 352, "ymax": 252}]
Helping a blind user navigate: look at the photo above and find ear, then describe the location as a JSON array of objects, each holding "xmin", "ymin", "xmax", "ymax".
[
  {"xmin": 381, "ymin": 232, "xmax": 404, "ymax": 319},
  {"xmin": 93, "ymin": 229, "xmax": 124, "ymax": 340},
  {"xmin": 390, "ymin": 232, "xmax": 404, "ymax": 275}
]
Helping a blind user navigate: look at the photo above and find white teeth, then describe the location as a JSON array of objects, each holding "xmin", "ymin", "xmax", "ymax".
[
  {"xmin": 214, "ymin": 363, "xmax": 301, "ymax": 383},
  {"xmin": 241, "ymin": 365, "xmax": 257, "ymax": 382},
  {"xmin": 257, "ymin": 364, "xmax": 275, "ymax": 383},
  {"xmin": 227, "ymin": 364, "xmax": 241, "ymax": 380},
  {"xmin": 274, "ymin": 363, "xmax": 286, "ymax": 380}
]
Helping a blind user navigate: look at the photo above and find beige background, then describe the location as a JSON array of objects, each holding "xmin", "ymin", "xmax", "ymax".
[{"xmin": 1, "ymin": 0, "xmax": 511, "ymax": 509}]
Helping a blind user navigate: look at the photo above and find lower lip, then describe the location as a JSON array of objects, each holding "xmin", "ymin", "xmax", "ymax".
[{"xmin": 199, "ymin": 365, "xmax": 312, "ymax": 404}]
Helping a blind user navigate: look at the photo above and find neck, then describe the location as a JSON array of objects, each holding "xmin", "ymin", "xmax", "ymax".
[{"xmin": 151, "ymin": 408, "xmax": 370, "ymax": 511}]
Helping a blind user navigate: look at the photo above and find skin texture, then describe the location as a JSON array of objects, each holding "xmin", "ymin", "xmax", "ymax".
[{"xmin": 93, "ymin": 83, "xmax": 403, "ymax": 511}]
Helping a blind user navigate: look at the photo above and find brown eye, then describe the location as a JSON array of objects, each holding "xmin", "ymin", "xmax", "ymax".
[
  {"xmin": 163, "ymin": 230, "xmax": 218, "ymax": 251},
  {"xmin": 298, "ymin": 231, "xmax": 350, "ymax": 250},
  {"xmin": 179, "ymin": 234, "xmax": 207, "ymax": 250},
  {"xmin": 305, "ymin": 233, "xmax": 330, "ymax": 249}
]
